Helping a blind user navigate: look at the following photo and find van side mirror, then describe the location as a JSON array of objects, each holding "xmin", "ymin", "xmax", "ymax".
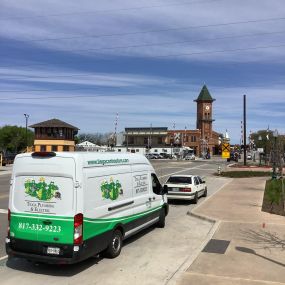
[{"xmin": 162, "ymin": 185, "xmax": 168, "ymax": 194}]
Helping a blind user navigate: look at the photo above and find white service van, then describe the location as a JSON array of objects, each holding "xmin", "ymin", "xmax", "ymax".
[{"xmin": 6, "ymin": 152, "xmax": 168, "ymax": 264}]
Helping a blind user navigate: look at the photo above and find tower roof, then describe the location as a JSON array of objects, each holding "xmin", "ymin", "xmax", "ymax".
[
  {"xmin": 30, "ymin": 118, "xmax": 79, "ymax": 130},
  {"xmin": 194, "ymin": 85, "xmax": 215, "ymax": 102}
]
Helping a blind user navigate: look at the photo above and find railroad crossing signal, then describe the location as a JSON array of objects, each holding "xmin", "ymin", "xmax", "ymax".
[{"xmin": 222, "ymin": 143, "xmax": 230, "ymax": 159}]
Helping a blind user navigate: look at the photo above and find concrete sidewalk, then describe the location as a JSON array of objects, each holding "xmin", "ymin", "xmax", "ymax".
[{"xmin": 177, "ymin": 177, "xmax": 285, "ymax": 285}]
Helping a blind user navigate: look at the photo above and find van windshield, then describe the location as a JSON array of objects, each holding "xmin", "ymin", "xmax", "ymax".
[{"xmin": 167, "ymin": 176, "xmax": 192, "ymax": 184}]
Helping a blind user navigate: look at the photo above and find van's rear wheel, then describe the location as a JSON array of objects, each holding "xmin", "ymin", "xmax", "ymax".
[
  {"xmin": 157, "ymin": 209, "xmax": 165, "ymax": 228},
  {"xmin": 105, "ymin": 230, "xmax": 123, "ymax": 258}
]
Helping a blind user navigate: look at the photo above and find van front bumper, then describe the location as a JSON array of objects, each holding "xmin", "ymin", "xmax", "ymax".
[{"xmin": 6, "ymin": 237, "xmax": 87, "ymax": 264}]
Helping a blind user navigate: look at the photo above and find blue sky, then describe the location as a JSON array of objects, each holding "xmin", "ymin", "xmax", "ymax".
[{"xmin": 1, "ymin": 0, "xmax": 285, "ymax": 143}]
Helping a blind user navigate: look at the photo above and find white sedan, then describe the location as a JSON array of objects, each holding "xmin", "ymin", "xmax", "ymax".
[{"xmin": 165, "ymin": 175, "xmax": 207, "ymax": 203}]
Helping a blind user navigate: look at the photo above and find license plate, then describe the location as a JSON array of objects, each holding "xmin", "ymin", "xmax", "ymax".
[
  {"xmin": 47, "ymin": 247, "xmax": 60, "ymax": 255},
  {"xmin": 171, "ymin": 187, "xmax": 179, "ymax": 191}
]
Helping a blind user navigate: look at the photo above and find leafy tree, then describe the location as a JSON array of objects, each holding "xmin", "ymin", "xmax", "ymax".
[
  {"xmin": 77, "ymin": 132, "xmax": 112, "ymax": 145},
  {"xmin": 0, "ymin": 125, "xmax": 34, "ymax": 153}
]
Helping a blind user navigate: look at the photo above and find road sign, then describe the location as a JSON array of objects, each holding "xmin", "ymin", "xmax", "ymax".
[{"xmin": 222, "ymin": 143, "xmax": 230, "ymax": 159}]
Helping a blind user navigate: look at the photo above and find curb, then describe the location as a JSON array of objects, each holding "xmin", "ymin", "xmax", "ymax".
[
  {"xmin": 187, "ymin": 211, "xmax": 216, "ymax": 223},
  {"xmin": 166, "ymin": 220, "xmax": 221, "ymax": 285},
  {"xmin": 166, "ymin": 178, "xmax": 232, "ymax": 285}
]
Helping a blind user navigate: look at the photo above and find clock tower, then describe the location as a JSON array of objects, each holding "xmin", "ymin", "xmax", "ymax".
[{"xmin": 194, "ymin": 85, "xmax": 215, "ymax": 152}]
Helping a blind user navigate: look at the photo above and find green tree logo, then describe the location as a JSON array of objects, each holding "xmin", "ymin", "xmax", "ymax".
[
  {"xmin": 25, "ymin": 177, "xmax": 60, "ymax": 201},
  {"xmin": 101, "ymin": 178, "xmax": 123, "ymax": 201}
]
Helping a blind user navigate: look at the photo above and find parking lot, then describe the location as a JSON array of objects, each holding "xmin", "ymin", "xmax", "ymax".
[{"xmin": 0, "ymin": 159, "xmax": 230, "ymax": 284}]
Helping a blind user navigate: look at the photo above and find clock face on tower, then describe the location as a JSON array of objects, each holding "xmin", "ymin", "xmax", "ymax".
[{"xmin": 205, "ymin": 105, "xmax": 210, "ymax": 111}]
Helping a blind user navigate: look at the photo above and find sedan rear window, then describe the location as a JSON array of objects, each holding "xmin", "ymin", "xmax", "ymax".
[{"xmin": 167, "ymin": 176, "xmax": 192, "ymax": 184}]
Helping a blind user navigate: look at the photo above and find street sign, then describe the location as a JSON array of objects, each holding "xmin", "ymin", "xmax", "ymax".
[{"xmin": 222, "ymin": 143, "xmax": 230, "ymax": 159}]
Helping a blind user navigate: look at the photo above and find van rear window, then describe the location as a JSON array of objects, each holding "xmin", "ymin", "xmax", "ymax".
[{"xmin": 167, "ymin": 177, "xmax": 192, "ymax": 184}]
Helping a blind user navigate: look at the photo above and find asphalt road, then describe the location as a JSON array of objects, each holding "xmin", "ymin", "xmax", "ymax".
[{"xmin": 0, "ymin": 159, "xmax": 230, "ymax": 284}]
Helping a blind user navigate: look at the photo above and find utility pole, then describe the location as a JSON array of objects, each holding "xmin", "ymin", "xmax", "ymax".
[
  {"xmin": 114, "ymin": 113, "xmax": 119, "ymax": 147},
  {"xmin": 243, "ymin": 95, "xmax": 247, "ymax": 166},
  {"xmin": 24, "ymin": 114, "xmax": 30, "ymax": 152}
]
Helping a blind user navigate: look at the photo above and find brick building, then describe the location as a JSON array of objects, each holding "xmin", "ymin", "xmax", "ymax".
[
  {"xmin": 121, "ymin": 85, "xmax": 220, "ymax": 156},
  {"xmin": 166, "ymin": 85, "xmax": 220, "ymax": 155}
]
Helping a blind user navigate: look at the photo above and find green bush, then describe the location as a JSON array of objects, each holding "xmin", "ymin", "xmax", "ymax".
[
  {"xmin": 218, "ymin": 171, "xmax": 271, "ymax": 178},
  {"xmin": 265, "ymin": 179, "xmax": 283, "ymax": 206}
]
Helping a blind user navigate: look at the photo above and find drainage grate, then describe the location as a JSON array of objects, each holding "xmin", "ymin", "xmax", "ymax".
[{"xmin": 202, "ymin": 239, "xmax": 230, "ymax": 254}]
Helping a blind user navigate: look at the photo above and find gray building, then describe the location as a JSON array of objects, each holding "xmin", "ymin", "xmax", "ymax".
[{"xmin": 125, "ymin": 127, "xmax": 168, "ymax": 148}]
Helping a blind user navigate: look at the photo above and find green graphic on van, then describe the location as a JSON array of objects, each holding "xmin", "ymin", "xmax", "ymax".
[
  {"xmin": 24, "ymin": 177, "xmax": 61, "ymax": 201},
  {"xmin": 101, "ymin": 178, "xmax": 123, "ymax": 200}
]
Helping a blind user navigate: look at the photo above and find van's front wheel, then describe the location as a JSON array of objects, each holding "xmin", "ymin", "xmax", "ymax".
[{"xmin": 105, "ymin": 230, "xmax": 123, "ymax": 258}]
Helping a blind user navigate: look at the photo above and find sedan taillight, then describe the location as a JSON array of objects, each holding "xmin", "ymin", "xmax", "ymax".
[{"xmin": 180, "ymin": 188, "xmax": 192, "ymax": 192}]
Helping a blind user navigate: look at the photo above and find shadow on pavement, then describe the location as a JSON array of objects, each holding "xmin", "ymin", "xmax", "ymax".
[
  {"xmin": 240, "ymin": 229, "xmax": 285, "ymax": 250},
  {"xmin": 168, "ymin": 200, "xmax": 193, "ymax": 206},
  {"xmin": 6, "ymin": 255, "xmax": 103, "ymax": 277},
  {"xmin": 236, "ymin": 246, "xmax": 285, "ymax": 267},
  {"xmin": 5, "ymin": 225, "xmax": 157, "ymax": 277}
]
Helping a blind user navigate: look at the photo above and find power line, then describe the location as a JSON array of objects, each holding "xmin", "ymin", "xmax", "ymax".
[
  {"xmin": 0, "ymin": 0, "xmax": 224, "ymax": 21},
  {"xmin": 0, "ymin": 42, "xmax": 284, "ymax": 93},
  {"xmin": 155, "ymin": 42, "xmax": 285, "ymax": 58},
  {"xmin": 0, "ymin": 94, "xmax": 102, "ymax": 101},
  {"xmin": 3, "ymin": 16, "xmax": 285, "ymax": 43},
  {"xmin": 1, "ymin": 29, "xmax": 283, "ymax": 63}
]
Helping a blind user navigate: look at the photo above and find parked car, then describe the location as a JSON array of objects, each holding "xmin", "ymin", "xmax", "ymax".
[
  {"xmin": 184, "ymin": 154, "xmax": 196, "ymax": 160},
  {"xmin": 1, "ymin": 152, "xmax": 16, "ymax": 166},
  {"xmin": 150, "ymin": 153, "xmax": 163, "ymax": 159},
  {"xmin": 159, "ymin": 153, "xmax": 172, "ymax": 159},
  {"xmin": 247, "ymin": 153, "xmax": 252, "ymax": 160},
  {"xmin": 165, "ymin": 175, "xmax": 207, "ymax": 203}
]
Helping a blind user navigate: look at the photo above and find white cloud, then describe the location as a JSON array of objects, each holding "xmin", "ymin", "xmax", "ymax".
[{"xmin": 1, "ymin": 0, "xmax": 285, "ymax": 62}]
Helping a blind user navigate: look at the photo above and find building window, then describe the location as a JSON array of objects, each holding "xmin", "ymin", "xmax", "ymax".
[
  {"xmin": 63, "ymin": 145, "xmax": 69, "ymax": 151},
  {"xmin": 158, "ymin": 137, "xmax": 163, "ymax": 145},
  {"xmin": 128, "ymin": 137, "xmax": 134, "ymax": 145},
  {"xmin": 191, "ymin": 136, "xmax": 196, "ymax": 142},
  {"xmin": 40, "ymin": 145, "xmax": 46, "ymax": 152},
  {"xmin": 52, "ymin": 145, "xmax": 58, "ymax": 151},
  {"xmin": 144, "ymin": 137, "xmax": 148, "ymax": 145}
]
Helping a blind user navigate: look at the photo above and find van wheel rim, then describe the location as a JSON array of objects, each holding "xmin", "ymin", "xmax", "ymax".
[{"xmin": 112, "ymin": 236, "xmax": 120, "ymax": 253}]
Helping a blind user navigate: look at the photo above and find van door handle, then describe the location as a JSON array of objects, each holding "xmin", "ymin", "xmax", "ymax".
[{"xmin": 43, "ymin": 220, "xmax": 52, "ymax": 225}]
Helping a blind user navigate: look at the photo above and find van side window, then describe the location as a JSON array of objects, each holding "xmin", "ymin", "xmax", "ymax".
[
  {"xmin": 198, "ymin": 176, "xmax": 203, "ymax": 184},
  {"xmin": 151, "ymin": 173, "xmax": 162, "ymax": 195}
]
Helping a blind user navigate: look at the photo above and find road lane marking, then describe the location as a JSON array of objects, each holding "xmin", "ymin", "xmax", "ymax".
[
  {"xmin": 0, "ymin": 209, "xmax": 8, "ymax": 214},
  {"xmin": 0, "ymin": 255, "xmax": 7, "ymax": 261},
  {"xmin": 0, "ymin": 193, "xmax": 9, "ymax": 199},
  {"xmin": 158, "ymin": 164, "xmax": 208, "ymax": 179}
]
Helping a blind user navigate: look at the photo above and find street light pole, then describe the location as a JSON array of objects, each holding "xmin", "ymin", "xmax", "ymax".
[
  {"xmin": 24, "ymin": 114, "xmax": 29, "ymax": 152},
  {"xmin": 243, "ymin": 95, "xmax": 247, "ymax": 166},
  {"xmin": 272, "ymin": 129, "xmax": 278, "ymax": 179},
  {"xmin": 258, "ymin": 135, "xmax": 262, "ymax": 166}
]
